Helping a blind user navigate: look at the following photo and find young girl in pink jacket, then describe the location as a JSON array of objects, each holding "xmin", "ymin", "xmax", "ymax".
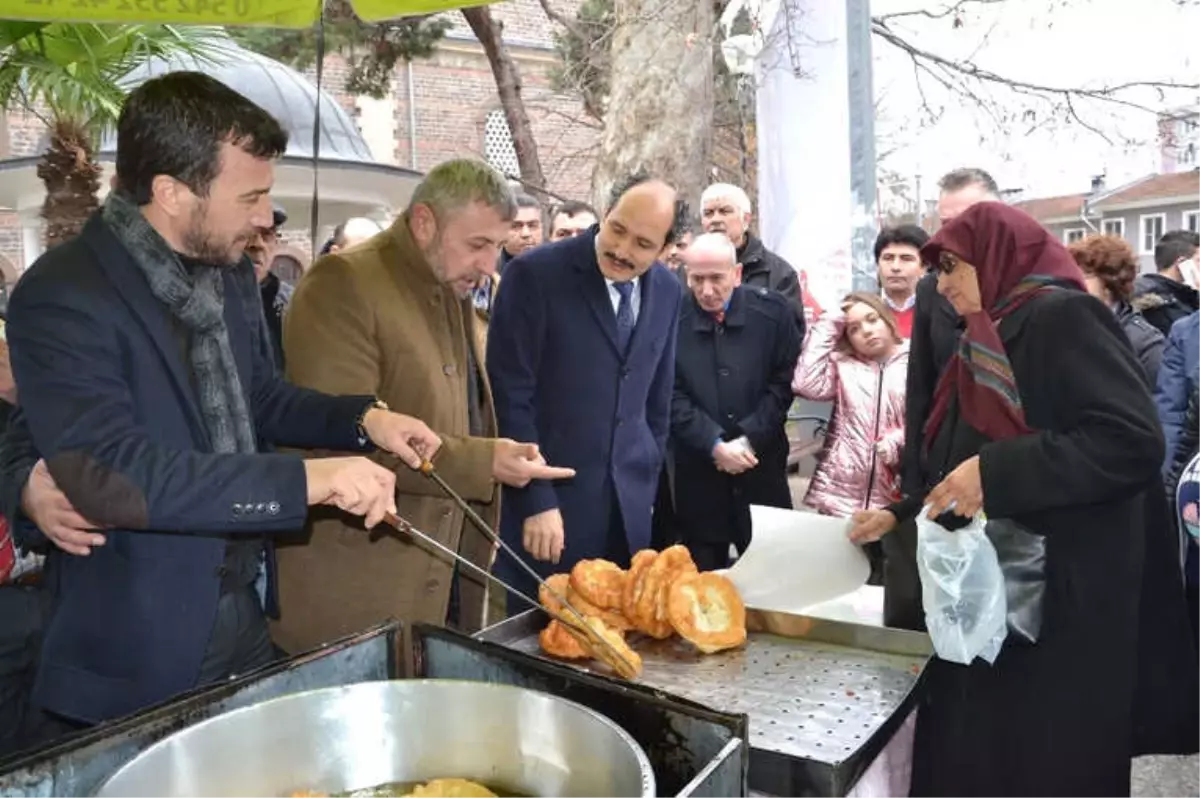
[{"xmin": 793, "ymin": 292, "xmax": 909, "ymax": 518}]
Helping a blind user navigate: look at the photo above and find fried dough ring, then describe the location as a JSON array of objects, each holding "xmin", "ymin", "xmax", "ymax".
[
  {"xmin": 635, "ymin": 545, "xmax": 697, "ymax": 639},
  {"xmin": 539, "ymin": 619, "xmax": 590, "ymax": 660},
  {"xmin": 561, "ymin": 615, "xmax": 643, "ymax": 679},
  {"xmin": 622, "ymin": 549, "xmax": 657, "ymax": 626},
  {"xmin": 538, "ymin": 573, "xmax": 571, "ymax": 615},
  {"xmin": 570, "ymin": 559, "xmax": 627, "ymax": 609},
  {"xmin": 569, "ymin": 588, "xmax": 633, "ymax": 632},
  {"xmin": 667, "ymin": 572, "xmax": 747, "ymax": 653}
]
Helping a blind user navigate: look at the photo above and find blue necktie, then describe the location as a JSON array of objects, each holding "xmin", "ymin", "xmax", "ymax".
[{"xmin": 614, "ymin": 281, "xmax": 635, "ymax": 353}]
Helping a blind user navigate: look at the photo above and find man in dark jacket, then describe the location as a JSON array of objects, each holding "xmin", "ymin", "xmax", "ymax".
[
  {"xmin": 1156, "ymin": 310, "xmax": 1200, "ymax": 471},
  {"xmin": 1133, "ymin": 230, "xmax": 1200, "ymax": 336},
  {"xmin": 671, "ymin": 233, "xmax": 800, "ymax": 570},
  {"xmin": 247, "ymin": 205, "xmax": 291, "ymax": 372},
  {"xmin": 5, "ymin": 72, "xmax": 443, "ymax": 726},
  {"xmin": 498, "ymin": 192, "xmax": 544, "ymax": 275},
  {"xmin": 700, "ymin": 182, "xmax": 804, "ymax": 333},
  {"xmin": 487, "ymin": 174, "xmax": 683, "ymax": 612}
]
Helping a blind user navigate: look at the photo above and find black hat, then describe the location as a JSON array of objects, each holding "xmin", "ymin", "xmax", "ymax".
[{"xmin": 272, "ymin": 205, "xmax": 288, "ymax": 229}]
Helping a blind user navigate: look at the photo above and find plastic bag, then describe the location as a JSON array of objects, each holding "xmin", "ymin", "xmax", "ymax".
[{"xmin": 916, "ymin": 506, "xmax": 1008, "ymax": 665}]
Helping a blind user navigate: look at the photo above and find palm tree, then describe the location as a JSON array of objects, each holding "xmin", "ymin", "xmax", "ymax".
[{"xmin": 0, "ymin": 22, "xmax": 223, "ymax": 248}]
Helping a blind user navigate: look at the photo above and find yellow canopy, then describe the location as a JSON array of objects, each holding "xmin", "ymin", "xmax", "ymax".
[{"xmin": 0, "ymin": 0, "xmax": 488, "ymax": 27}]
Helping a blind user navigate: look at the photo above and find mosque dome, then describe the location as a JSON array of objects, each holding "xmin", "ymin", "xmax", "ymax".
[{"xmin": 100, "ymin": 39, "xmax": 374, "ymax": 163}]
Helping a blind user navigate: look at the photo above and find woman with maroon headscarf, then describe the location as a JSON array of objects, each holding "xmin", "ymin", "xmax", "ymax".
[{"xmin": 849, "ymin": 202, "xmax": 1167, "ymax": 795}]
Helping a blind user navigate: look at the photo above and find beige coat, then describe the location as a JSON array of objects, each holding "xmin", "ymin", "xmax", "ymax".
[{"xmin": 271, "ymin": 215, "xmax": 499, "ymax": 654}]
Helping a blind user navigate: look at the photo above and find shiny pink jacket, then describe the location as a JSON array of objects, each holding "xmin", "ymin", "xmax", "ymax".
[{"xmin": 792, "ymin": 317, "xmax": 910, "ymax": 518}]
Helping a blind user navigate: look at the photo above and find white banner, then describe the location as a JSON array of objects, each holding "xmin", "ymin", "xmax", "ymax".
[{"xmin": 756, "ymin": 0, "xmax": 855, "ymax": 314}]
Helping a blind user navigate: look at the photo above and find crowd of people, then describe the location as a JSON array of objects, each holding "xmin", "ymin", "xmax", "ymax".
[{"xmin": 0, "ymin": 69, "xmax": 1196, "ymax": 798}]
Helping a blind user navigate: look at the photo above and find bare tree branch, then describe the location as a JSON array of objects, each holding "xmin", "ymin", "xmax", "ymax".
[
  {"xmin": 871, "ymin": 19, "xmax": 1198, "ymax": 119},
  {"xmin": 874, "ymin": 0, "xmax": 1008, "ymax": 25}
]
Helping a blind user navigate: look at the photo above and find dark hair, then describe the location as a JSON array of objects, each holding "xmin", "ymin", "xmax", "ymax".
[
  {"xmin": 1155, "ymin": 230, "xmax": 1200, "ymax": 272},
  {"xmin": 1069, "ymin": 234, "xmax": 1139, "ymax": 302},
  {"xmin": 670, "ymin": 200, "xmax": 693, "ymax": 244},
  {"xmin": 552, "ymin": 200, "xmax": 597, "ymax": 219},
  {"xmin": 606, "ymin": 171, "xmax": 681, "ymax": 245},
  {"xmin": 937, "ymin": 167, "xmax": 999, "ymax": 196},
  {"xmin": 873, "ymin": 224, "xmax": 930, "ymax": 262},
  {"xmin": 514, "ymin": 193, "xmax": 542, "ymax": 211},
  {"xmin": 116, "ymin": 72, "xmax": 288, "ymax": 205}
]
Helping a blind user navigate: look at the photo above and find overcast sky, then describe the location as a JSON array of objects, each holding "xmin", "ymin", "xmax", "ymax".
[{"xmin": 869, "ymin": 0, "xmax": 1198, "ymax": 199}]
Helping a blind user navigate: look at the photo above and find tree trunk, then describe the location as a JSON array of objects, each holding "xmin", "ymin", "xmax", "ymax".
[
  {"xmin": 461, "ymin": 6, "xmax": 548, "ymax": 192},
  {"xmin": 590, "ymin": 0, "xmax": 713, "ymax": 212},
  {"xmin": 37, "ymin": 118, "xmax": 101, "ymax": 249}
]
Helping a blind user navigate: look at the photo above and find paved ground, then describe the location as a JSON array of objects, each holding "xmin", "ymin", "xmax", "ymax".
[
  {"xmin": 786, "ymin": 475, "xmax": 1200, "ymax": 796},
  {"xmin": 1133, "ymin": 755, "xmax": 1200, "ymax": 796}
]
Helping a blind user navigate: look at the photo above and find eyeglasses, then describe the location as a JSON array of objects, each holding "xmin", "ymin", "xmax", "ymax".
[{"xmin": 936, "ymin": 251, "xmax": 959, "ymax": 275}]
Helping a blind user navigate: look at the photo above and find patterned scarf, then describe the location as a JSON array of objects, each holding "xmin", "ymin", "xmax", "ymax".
[
  {"xmin": 102, "ymin": 191, "xmax": 257, "ymax": 455},
  {"xmin": 922, "ymin": 202, "xmax": 1086, "ymax": 448}
]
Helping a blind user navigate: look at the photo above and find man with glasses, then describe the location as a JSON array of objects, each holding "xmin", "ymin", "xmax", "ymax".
[{"xmin": 246, "ymin": 205, "xmax": 290, "ymax": 372}]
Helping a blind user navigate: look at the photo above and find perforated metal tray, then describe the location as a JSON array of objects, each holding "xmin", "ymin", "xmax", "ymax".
[{"xmin": 478, "ymin": 609, "xmax": 932, "ymax": 796}]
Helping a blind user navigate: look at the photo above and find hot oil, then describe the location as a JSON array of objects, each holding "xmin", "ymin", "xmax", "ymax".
[{"xmin": 331, "ymin": 782, "xmax": 530, "ymax": 798}]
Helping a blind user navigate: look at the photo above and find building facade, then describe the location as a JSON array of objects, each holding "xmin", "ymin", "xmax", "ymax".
[{"xmin": 0, "ymin": 0, "xmax": 599, "ymax": 278}]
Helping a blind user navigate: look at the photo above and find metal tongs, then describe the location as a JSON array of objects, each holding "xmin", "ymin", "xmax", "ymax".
[{"xmin": 378, "ymin": 459, "xmax": 638, "ymax": 679}]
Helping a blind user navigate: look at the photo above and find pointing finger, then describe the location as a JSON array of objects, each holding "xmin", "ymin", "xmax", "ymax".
[{"xmin": 535, "ymin": 465, "xmax": 576, "ymax": 481}]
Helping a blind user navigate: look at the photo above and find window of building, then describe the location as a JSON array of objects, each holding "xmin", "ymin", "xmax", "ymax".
[
  {"xmin": 1185, "ymin": 210, "xmax": 1199, "ymax": 235},
  {"xmin": 1141, "ymin": 214, "xmax": 1166, "ymax": 254},
  {"xmin": 1181, "ymin": 143, "xmax": 1197, "ymax": 167},
  {"xmin": 1063, "ymin": 228, "xmax": 1086, "ymax": 245},
  {"xmin": 483, "ymin": 109, "xmax": 519, "ymax": 179},
  {"xmin": 1101, "ymin": 218, "xmax": 1125, "ymax": 238}
]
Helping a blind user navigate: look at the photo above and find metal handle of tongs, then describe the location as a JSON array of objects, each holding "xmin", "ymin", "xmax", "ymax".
[
  {"xmin": 401, "ymin": 459, "xmax": 637, "ymax": 678},
  {"xmin": 379, "ymin": 508, "xmax": 635, "ymax": 678}
]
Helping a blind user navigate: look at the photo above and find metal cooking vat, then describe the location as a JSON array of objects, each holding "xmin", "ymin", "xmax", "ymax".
[{"xmin": 95, "ymin": 679, "xmax": 656, "ymax": 797}]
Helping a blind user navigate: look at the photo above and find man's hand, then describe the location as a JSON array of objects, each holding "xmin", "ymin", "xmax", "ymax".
[
  {"xmin": 713, "ymin": 441, "xmax": 757, "ymax": 474},
  {"xmin": 522, "ymin": 507, "xmax": 565, "ymax": 563},
  {"xmin": 493, "ymin": 439, "xmax": 576, "ymax": 488},
  {"xmin": 848, "ymin": 509, "xmax": 897, "ymax": 544},
  {"xmin": 22, "ymin": 459, "xmax": 105, "ymax": 556},
  {"xmin": 362, "ymin": 408, "xmax": 442, "ymax": 469},
  {"xmin": 305, "ymin": 456, "xmax": 398, "ymax": 529}
]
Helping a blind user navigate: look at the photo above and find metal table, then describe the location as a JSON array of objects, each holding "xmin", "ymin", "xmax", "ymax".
[{"xmin": 478, "ymin": 607, "xmax": 932, "ymax": 796}]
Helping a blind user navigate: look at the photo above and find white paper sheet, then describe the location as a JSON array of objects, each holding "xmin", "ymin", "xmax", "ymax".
[{"xmin": 725, "ymin": 505, "xmax": 871, "ymax": 614}]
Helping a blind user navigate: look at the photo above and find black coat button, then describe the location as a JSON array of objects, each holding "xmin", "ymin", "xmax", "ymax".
[
  {"xmin": 268, "ymin": 501, "xmax": 281, "ymax": 515},
  {"xmin": 232, "ymin": 504, "xmax": 243, "ymax": 516}
]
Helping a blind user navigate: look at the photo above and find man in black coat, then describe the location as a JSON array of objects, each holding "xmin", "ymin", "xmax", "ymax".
[
  {"xmin": 1133, "ymin": 230, "xmax": 1199, "ymax": 336},
  {"xmin": 246, "ymin": 205, "xmax": 291, "ymax": 373},
  {"xmin": 670, "ymin": 233, "xmax": 801, "ymax": 570},
  {"xmin": 700, "ymin": 183, "xmax": 804, "ymax": 334}
]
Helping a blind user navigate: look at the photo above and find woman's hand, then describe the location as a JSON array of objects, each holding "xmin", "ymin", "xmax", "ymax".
[
  {"xmin": 848, "ymin": 509, "xmax": 897, "ymax": 544},
  {"xmin": 926, "ymin": 455, "xmax": 983, "ymax": 518}
]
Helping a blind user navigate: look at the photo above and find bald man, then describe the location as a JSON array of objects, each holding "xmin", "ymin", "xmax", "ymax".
[
  {"xmin": 671, "ymin": 233, "xmax": 800, "ymax": 569},
  {"xmin": 487, "ymin": 173, "xmax": 685, "ymax": 612}
]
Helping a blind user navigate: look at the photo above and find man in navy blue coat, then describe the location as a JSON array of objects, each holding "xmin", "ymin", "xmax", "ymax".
[
  {"xmin": 4, "ymin": 72, "xmax": 442, "ymax": 725},
  {"xmin": 487, "ymin": 174, "xmax": 684, "ymax": 611}
]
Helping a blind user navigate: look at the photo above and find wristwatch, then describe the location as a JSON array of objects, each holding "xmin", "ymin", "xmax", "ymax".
[{"xmin": 355, "ymin": 398, "xmax": 389, "ymax": 447}]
